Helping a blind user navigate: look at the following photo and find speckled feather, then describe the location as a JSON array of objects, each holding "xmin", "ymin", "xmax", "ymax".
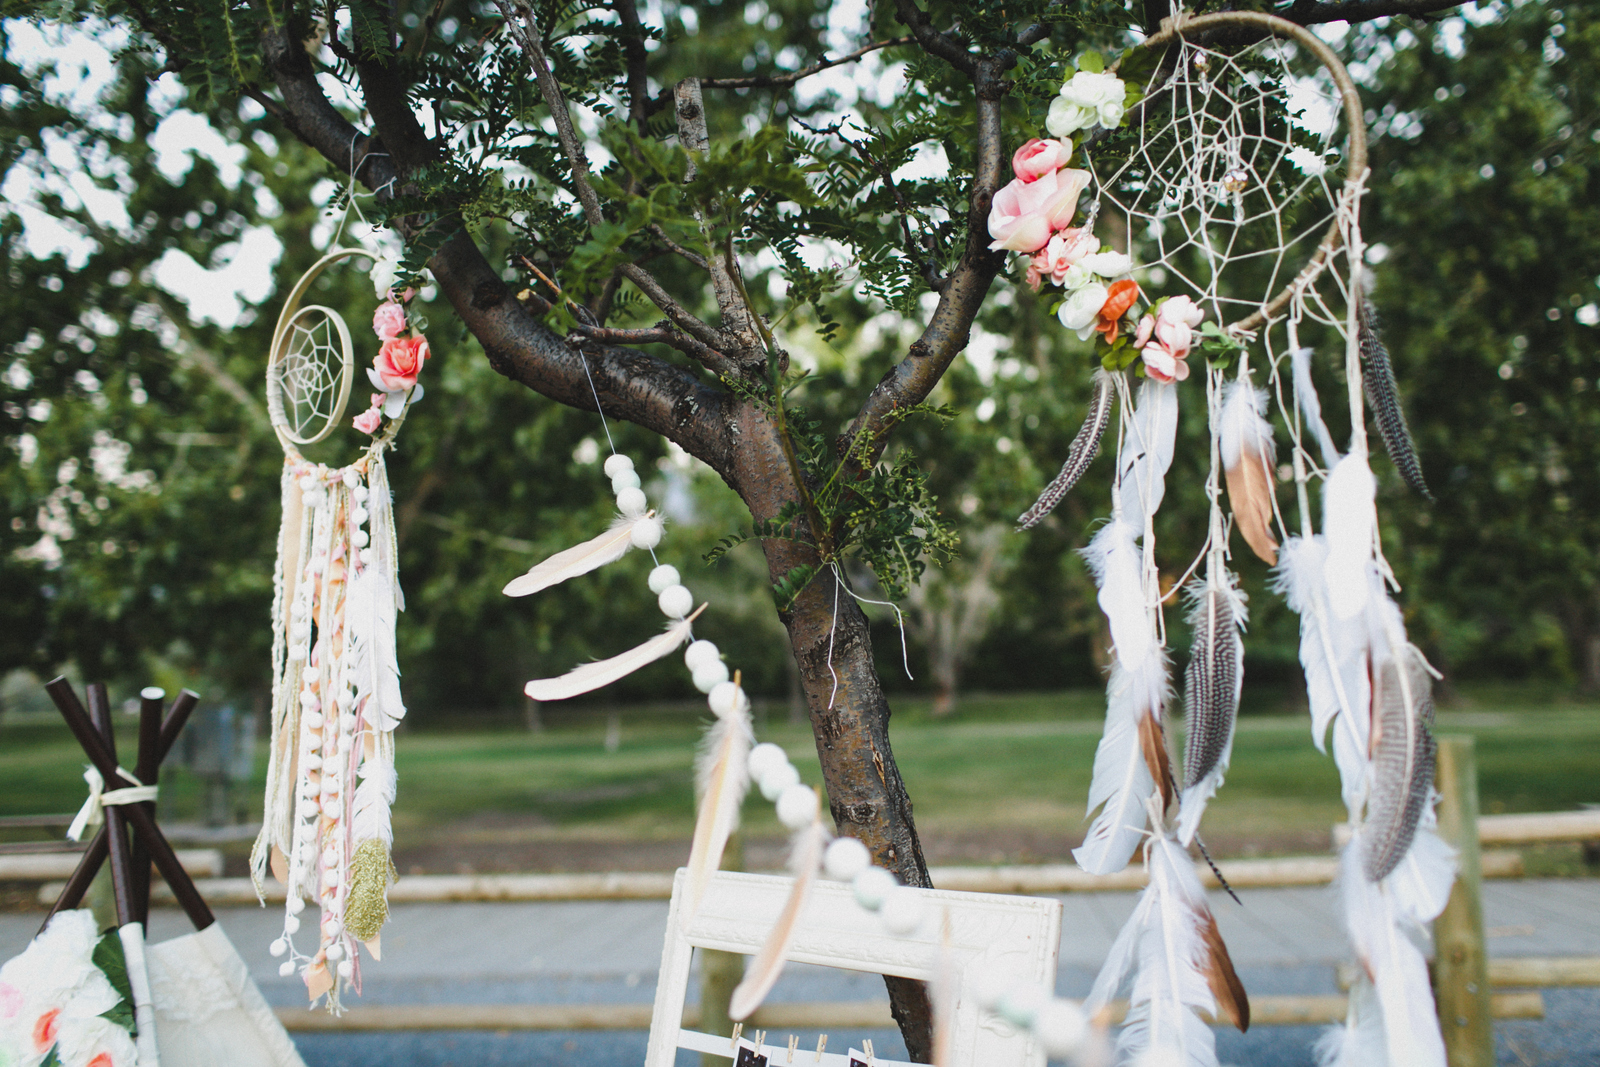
[
  {"xmin": 1363, "ymin": 650, "xmax": 1437, "ymax": 882},
  {"xmin": 1357, "ymin": 298, "xmax": 1432, "ymax": 500},
  {"xmin": 1017, "ymin": 370, "xmax": 1116, "ymax": 529}
]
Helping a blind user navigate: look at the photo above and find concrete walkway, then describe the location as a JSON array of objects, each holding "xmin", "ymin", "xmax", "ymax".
[{"xmin": 5, "ymin": 878, "xmax": 1599, "ymax": 1066}]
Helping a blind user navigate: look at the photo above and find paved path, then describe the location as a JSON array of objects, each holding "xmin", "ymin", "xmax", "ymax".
[{"xmin": 5, "ymin": 879, "xmax": 1599, "ymax": 1065}]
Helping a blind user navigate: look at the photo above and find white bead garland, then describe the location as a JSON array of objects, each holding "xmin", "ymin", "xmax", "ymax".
[
  {"xmin": 611, "ymin": 470, "xmax": 642, "ymax": 493},
  {"xmin": 657, "ymin": 584, "xmax": 694, "ymax": 618},
  {"xmin": 684, "ymin": 640, "xmax": 720, "ymax": 672},
  {"xmin": 692, "ymin": 660, "xmax": 731, "ymax": 694},
  {"xmin": 774, "ymin": 783, "xmax": 819, "ymax": 829},
  {"xmin": 757, "ymin": 760, "xmax": 800, "ymax": 801},
  {"xmin": 851, "ymin": 867, "xmax": 896, "ymax": 910},
  {"xmin": 707, "ymin": 680, "xmax": 747, "ymax": 718},
  {"xmin": 648, "ymin": 565, "xmax": 680, "ymax": 594},
  {"xmin": 629, "ymin": 514, "xmax": 663, "ymax": 549},
  {"xmin": 746, "ymin": 742, "xmax": 787, "ymax": 781},
  {"xmin": 822, "ymin": 836, "xmax": 871, "ymax": 881},
  {"xmin": 616, "ymin": 487, "xmax": 648, "ymax": 517},
  {"xmin": 603, "ymin": 454, "xmax": 634, "ymax": 478}
]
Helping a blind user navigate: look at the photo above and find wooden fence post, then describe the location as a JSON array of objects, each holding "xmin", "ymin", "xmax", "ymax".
[
  {"xmin": 1433, "ymin": 735, "xmax": 1494, "ymax": 1067},
  {"xmin": 699, "ymin": 830, "xmax": 745, "ymax": 1067}
]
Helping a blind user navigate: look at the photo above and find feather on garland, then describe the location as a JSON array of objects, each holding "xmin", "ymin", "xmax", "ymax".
[
  {"xmin": 1177, "ymin": 575, "xmax": 1247, "ymax": 846},
  {"xmin": 1085, "ymin": 520, "xmax": 1152, "ymax": 670},
  {"xmin": 1085, "ymin": 834, "xmax": 1248, "ymax": 1067},
  {"xmin": 1219, "ymin": 378, "xmax": 1279, "ymax": 566},
  {"xmin": 1321, "ymin": 454, "xmax": 1378, "ymax": 622},
  {"xmin": 503, "ymin": 515, "xmax": 648, "ymax": 597},
  {"xmin": 1357, "ymin": 297, "xmax": 1432, "ymax": 500},
  {"xmin": 728, "ymin": 818, "xmax": 827, "ymax": 1021},
  {"xmin": 682, "ymin": 689, "xmax": 754, "ymax": 919},
  {"xmin": 1017, "ymin": 369, "xmax": 1117, "ymax": 529},
  {"xmin": 524, "ymin": 607, "xmax": 704, "ymax": 701}
]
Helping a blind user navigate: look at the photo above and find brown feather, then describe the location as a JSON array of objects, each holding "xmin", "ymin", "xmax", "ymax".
[
  {"xmin": 1196, "ymin": 905, "xmax": 1250, "ymax": 1032},
  {"xmin": 1224, "ymin": 444, "xmax": 1279, "ymax": 565},
  {"xmin": 1138, "ymin": 711, "xmax": 1177, "ymax": 813}
]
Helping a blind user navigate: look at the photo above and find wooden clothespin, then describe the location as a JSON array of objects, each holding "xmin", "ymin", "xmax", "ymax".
[
  {"xmin": 787, "ymin": 1034, "xmax": 799, "ymax": 1063},
  {"xmin": 731, "ymin": 1022, "xmax": 743, "ymax": 1049},
  {"xmin": 864, "ymin": 1039, "xmax": 875, "ymax": 1064},
  {"xmin": 815, "ymin": 1035, "xmax": 827, "ymax": 1062}
]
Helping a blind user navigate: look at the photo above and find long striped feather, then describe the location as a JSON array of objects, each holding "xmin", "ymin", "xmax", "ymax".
[
  {"xmin": 1362, "ymin": 648, "xmax": 1437, "ymax": 882},
  {"xmin": 1017, "ymin": 370, "xmax": 1116, "ymax": 529},
  {"xmin": 1177, "ymin": 574, "xmax": 1247, "ymax": 846},
  {"xmin": 1357, "ymin": 297, "xmax": 1432, "ymax": 500}
]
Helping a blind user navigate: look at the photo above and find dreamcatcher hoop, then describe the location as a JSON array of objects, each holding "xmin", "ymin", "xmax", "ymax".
[
  {"xmin": 1110, "ymin": 10, "xmax": 1368, "ymax": 337},
  {"xmin": 266, "ymin": 248, "xmax": 375, "ymax": 450}
]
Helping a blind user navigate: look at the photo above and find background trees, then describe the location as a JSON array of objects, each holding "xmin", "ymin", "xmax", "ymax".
[{"xmin": 4, "ymin": 0, "xmax": 1594, "ymax": 1053}]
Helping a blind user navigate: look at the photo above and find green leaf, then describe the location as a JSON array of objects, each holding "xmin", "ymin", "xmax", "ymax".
[
  {"xmin": 1078, "ymin": 51, "xmax": 1105, "ymax": 74},
  {"xmin": 92, "ymin": 929, "xmax": 136, "ymax": 1034},
  {"xmin": 772, "ymin": 564, "xmax": 819, "ymax": 610}
]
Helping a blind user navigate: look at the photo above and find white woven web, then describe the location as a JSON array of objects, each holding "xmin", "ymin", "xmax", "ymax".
[
  {"xmin": 1091, "ymin": 33, "xmax": 1356, "ymax": 340},
  {"xmin": 272, "ymin": 313, "xmax": 344, "ymax": 442}
]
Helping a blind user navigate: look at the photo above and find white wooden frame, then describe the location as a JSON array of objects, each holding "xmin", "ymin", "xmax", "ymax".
[{"xmin": 644, "ymin": 868, "xmax": 1063, "ymax": 1067}]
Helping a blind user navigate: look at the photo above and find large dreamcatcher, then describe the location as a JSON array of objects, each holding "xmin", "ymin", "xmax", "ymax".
[
  {"xmin": 251, "ymin": 248, "xmax": 431, "ymax": 1011},
  {"xmin": 997, "ymin": 12, "xmax": 1447, "ymax": 1067}
]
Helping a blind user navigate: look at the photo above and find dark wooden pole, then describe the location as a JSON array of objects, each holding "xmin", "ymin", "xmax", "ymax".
[
  {"xmin": 131, "ymin": 687, "xmax": 164, "ymax": 923},
  {"xmin": 86, "ymin": 684, "xmax": 138, "ymax": 930}
]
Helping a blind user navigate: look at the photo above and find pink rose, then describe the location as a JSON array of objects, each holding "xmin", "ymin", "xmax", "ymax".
[
  {"xmin": 987, "ymin": 167, "xmax": 1091, "ymax": 253},
  {"xmin": 373, "ymin": 334, "xmax": 430, "ymax": 392},
  {"xmin": 1011, "ymin": 138, "xmax": 1073, "ymax": 182},
  {"xmin": 1037, "ymin": 228, "xmax": 1099, "ymax": 286},
  {"xmin": 0, "ymin": 981, "xmax": 21, "ymax": 1020},
  {"xmin": 1024, "ymin": 258, "xmax": 1044, "ymax": 292},
  {"xmin": 352, "ymin": 405, "xmax": 383, "ymax": 435},
  {"xmin": 1159, "ymin": 294, "xmax": 1205, "ymax": 328},
  {"xmin": 1141, "ymin": 344, "xmax": 1191, "ymax": 383},
  {"xmin": 372, "ymin": 301, "xmax": 407, "ymax": 341}
]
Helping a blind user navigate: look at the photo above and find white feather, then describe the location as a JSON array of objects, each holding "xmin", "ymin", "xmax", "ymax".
[
  {"xmin": 1091, "ymin": 835, "xmax": 1224, "ymax": 1067},
  {"xmin": 1117, "ymin": 381, "xmax": 1181, "ymax": 523},
  {"xmin": 1074, "ymin": 657, "xmax": 1167, "ymax": 876},
  {"xmin": 1218, "ymin": 379, "xmax": 1275, "ymax": 470},
  {"xmin": 347, "ymin": 567, "xmax": 406, "ymax": 731},
  {"xmin": 1385, "ymin": 816, "xmax": 1456, "ymax": 928},
  {"xmin": 682, "ymin": 697, "xmax": 754, "ymax": 919},
  {"xmin": 729, "ymin": 819, "xmax": 826, "ymax": 1020},
  {"xmin": 1321, "ymin": 455, "xmax": 1378, "ymax": 621},
  {"xmin": 1291, "ymin": 347, "xmax": 1342, "ymax": 471},
  {"xmin": 1083, "ymin": 520, "xmax": 1151, "ymax": 670},
  {"xmin": 524, "ymin": 609, "xmax": 702, "ymax": 702},
  {"xmin": 1339, "ymin": 832, "xmax": 1449, "ymax": 1067},
  {"xmin": 503, "ymin": 515, "xmax": 643, "ymax": 597},
  {"xmin": 1315, "ymin": 975, "xmax": 1386, "ymax": 1067},
  {"xmin": 352, "ymin": 746, "xmax": 397, "ymax": 849},
  {"xmin": 1274, "ymin": 535, "xmax": 1373, "ymax": 816}
]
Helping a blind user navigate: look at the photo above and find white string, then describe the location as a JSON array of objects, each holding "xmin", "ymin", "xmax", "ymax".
[
  {"xmin": 825, "ymin": 572, "xmax": 841, "ymax": 709},
  {"xmin": 830, "ymin": 563, "xmax": 914, "ymax": 682}
]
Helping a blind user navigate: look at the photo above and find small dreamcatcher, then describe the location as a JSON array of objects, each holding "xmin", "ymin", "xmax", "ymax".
[
  {"xmin": 252, "ymin": 248, "xmax": 431, "ymax": 1011},
  {"xmin": 997, "ymin": 13, "xmax": 1445, "ymax": 1067}
]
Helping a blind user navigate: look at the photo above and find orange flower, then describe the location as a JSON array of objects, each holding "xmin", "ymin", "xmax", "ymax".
[
  {"xmin": 33, "ymin": 1007, "xmax": 60, "ymax": 1051},
  {"xmin": 1093, "ymin": 279, "xmax": 1141, "ymax": 343}
]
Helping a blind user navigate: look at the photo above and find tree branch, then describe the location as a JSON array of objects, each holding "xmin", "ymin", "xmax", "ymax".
[
  {"xmin": 1281, "ymin": 0, "xmax": 1466, "ymax": 24},
  {"xmin": 892, "ymin": 0, "xmax": 977, "ymax": 75},
  {"xmin": 613, "ymin": 0, "xmax": 653, "ymax": 126},
  {"xmin": 674, "ymin": 77, "xmax": 764, "ymax": 364},
  {"xmin": 699, "ymin": 36, "xmax": 915, "ymax": 90},
  {"xmin": 647, "ymin": 223, "xmax": 708, "ymax": 270},
  {"xmin": 250, "ymin": 23, "xmax": 736, "ymax": 468},
  {"xmin": 838, "ymin": 56, "xmax": 1012, "ymax": 468}
]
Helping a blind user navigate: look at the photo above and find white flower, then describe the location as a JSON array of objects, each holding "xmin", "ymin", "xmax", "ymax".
[
  {"xmin": 1077, "ymin": 250, "xmax": 1133, "ymax": 277},
  {"xmin": 370, "ymin": 259, "xmax": 398, "ymax": 300},
  {"xmin": 1058, "ymin": 283, "xmax": 1109, "ymax": 331},
  {"xmin": 1046, "ymin": 71, "xmax": 1127, "ymax": 137},
  {"xmin": 1059, "ymin": 264, "xmax": 1094, "ymax": 291}
]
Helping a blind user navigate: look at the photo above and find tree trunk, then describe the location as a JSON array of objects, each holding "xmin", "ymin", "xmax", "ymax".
[{"xmin": 728, "ymin": 400, "xmax": 936, "ymax": 1060}]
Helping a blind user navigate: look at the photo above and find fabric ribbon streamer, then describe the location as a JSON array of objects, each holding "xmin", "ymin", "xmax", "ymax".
[
  {"xmin": 67, "ymin": 766, "xmax": 158, "ymax": 843},
  {"xmin": 252, "ymin": 444, "xmax": 407, "ymax": 1012}
]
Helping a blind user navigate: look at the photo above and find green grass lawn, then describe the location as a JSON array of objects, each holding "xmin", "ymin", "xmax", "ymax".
[{"xmin": 4, "ymin": 688, "xmax": 1597, "ymax": 858}]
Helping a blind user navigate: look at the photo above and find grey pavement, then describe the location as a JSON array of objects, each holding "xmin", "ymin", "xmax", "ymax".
[{"xmin": 5, "ymin": 879, "xmax": 1599, "ymax": 1066}]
